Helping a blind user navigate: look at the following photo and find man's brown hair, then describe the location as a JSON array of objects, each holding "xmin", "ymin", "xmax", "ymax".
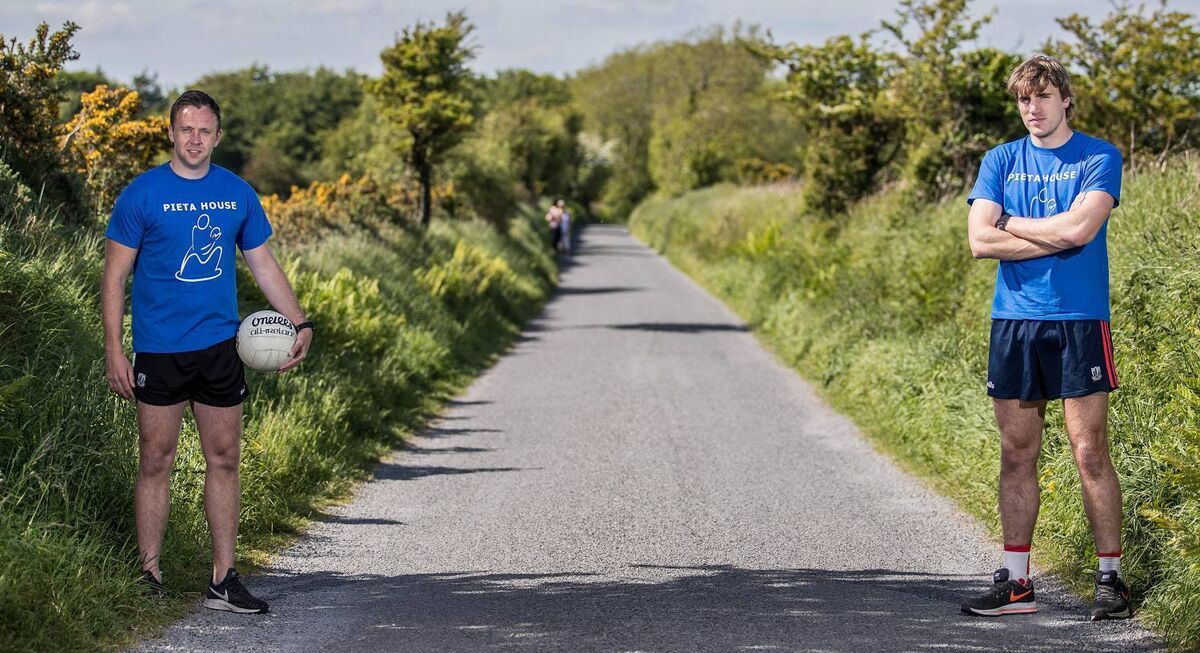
[
  {"xmin": 1006, "ymin": 55, "xmax": 1074, "ymax": 120},
  {"xmin": 170, "ymin": 89, "xmax": 222, "ymax": 130}
]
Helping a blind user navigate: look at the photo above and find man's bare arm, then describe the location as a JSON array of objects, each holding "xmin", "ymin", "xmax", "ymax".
[
  {"xmin": 967, "ymin": 198, "xmax": 1065, "ymax": 261},
  {"xmin": 1003, "ymin": 191, "xmax": 1115, "ymax": 250},
  {"xmin": 102, "ymin": 239, "xmax": 139, "ymax": 400},
  {"xmin": 242, "ymin": 243, "xmax": 312, "ymax": 373}
]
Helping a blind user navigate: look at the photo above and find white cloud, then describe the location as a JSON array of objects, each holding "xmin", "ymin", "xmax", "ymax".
[{"xmin": 34, "ymin": 0, "xmax": 140, "ymax": 32}]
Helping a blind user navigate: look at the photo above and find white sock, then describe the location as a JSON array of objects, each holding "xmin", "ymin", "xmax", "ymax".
[
  {"xmin": 1003, "ymin": 546, "xmax": 1031, "ymax": 582},
  {"xmin": 1098, "ymin": 551, "xmax": 1122, "ymax": 575}
]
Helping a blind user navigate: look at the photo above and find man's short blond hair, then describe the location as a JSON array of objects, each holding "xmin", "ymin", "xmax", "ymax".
[{"xmin": 1006, "ymin": 55, "xmax": 1074, "ymax": 120}]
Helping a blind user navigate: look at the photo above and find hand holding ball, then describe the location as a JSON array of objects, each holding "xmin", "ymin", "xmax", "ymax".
[{"xmin": 237, "ymin": 310, "xmax": 297, "ymax": 372}]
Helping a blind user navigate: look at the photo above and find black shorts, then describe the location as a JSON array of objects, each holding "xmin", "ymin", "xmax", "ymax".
[
  {"xmin": 133, "ymin": 337, "xmax": 248, "ymax": 407},
  {"xmin": 987, "ymin": 319, "xmax": 1118, "ymax": 401}
]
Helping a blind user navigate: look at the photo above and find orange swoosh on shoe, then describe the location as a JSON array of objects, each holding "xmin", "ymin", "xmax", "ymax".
[{"xmin": 1010, "ymin": 589, "xmax": 1033, "ymax": 602}]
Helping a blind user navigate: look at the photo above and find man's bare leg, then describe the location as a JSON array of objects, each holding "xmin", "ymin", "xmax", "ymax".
[
  {"xmin": 193, "ymin": 401, "xmax": 243, "ymax": 584},
  {"xmin": 1063, "ymin": 392, "xmax": 1122, "ymax": 554},
  {"xmin": 995, "ymin": 398, "xmax": 1047, "ymax": 547},
  {"xmin": 135, "ymin": 401, "xmax": 187, "ymax": 581}
]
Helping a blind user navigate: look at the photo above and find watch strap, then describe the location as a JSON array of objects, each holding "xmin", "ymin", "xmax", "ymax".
[{"xmin": 995, "ymin": 212, "xmax": 1012, "ymax": 231}]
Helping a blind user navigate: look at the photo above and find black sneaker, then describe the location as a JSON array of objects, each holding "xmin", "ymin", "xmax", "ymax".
[
  {"xmin": 1091, "ymin": 570, "xmax": 1132, "ymax": 620},
  {"xmin": 204, "ymin": 568, "xmax": 269, "ymax": 614},
  {"xmin": 961, "ymin": 568, "xmax": 1038, "ymax": 616},
  {"xmin": 139, "ymin": 570, "xmax": 164, "ymax": 596}
]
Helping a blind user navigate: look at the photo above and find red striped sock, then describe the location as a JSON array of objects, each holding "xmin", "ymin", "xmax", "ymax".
[
  {"xmin": 1004, "ymin": 545, "xmax": 1031, "ymax": 582},
  {"xmin": 1098, "ymin": 550, "xmax": 1122, "ymax": 575}
]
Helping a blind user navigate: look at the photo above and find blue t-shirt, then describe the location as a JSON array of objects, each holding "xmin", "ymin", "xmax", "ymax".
[
  {"xmin": 967, "ymin": 131, "xmax": 1122, "ymax": 321},
  {"xmin": 106, "ymin": 163, "xmax": 273, "ymax": 353}
]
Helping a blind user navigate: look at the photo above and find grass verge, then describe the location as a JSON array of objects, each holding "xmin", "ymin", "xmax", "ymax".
[{"xmin": 0, "ymin": 184, "xmax": 556, "ymax": 652}]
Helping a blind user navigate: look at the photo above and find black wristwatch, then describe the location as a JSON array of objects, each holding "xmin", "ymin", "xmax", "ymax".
[
  {"xmin": 995, "ymin": 212, "xmax": 1012, "ymax": 231},
  {"xmin": 295, "ymin": 321, "xmax": 315, "ymax": 333}
]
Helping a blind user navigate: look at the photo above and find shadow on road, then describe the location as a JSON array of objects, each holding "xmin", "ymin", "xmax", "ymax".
[
  {"xmin": 316, "ymin": 515, "xmax": 406, "ymax": 527},
  {"xmin": 553, "ymin": 285, "xmax": 644, "ymax": 296},
  {"xmin": 419, "ymin": 426, "xmax": 503, "ymax": 438},
  {"xmin": 572, "ymin": 245, "xmax": 658, "ymax": 258},
  {"xmin": 373, "ymin": 464, "xmax": 524, "ymax": 482},
  {"xmin": 524, "ymin": 322, "xmax": 749, "ymax": 336},
  {"xmin": 406, "ymin": 446, "xmax": 494, "ymax": 455},
  {"xmin": 446, "ymin": 399, "xmax": 493, "ymax": 407},
  {"xmin": 607, "ymin": 322, "xmax": 748, "ymax": 334},
  {"xmin": 220, "ymin": 565, "xmax": 1159, "ymax": 652}
]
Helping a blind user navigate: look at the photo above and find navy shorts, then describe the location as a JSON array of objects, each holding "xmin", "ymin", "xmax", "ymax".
[
  {"xmin": 132, "ymin": 337, "xmax": 248, "ymax": 407},
  {"xmin": 987, "ymin": 319, "xmax": 1118, "ymax": 401}
]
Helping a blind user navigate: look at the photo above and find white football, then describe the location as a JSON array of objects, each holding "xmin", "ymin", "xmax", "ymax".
[{"xmin": 236, "ymin": 310, "xmax": 297, "ymax": 372}]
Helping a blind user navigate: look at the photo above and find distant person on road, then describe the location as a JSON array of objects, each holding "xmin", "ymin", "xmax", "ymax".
[
  {"xmin": 963, "ymin": 55, "xmax": 1128, "ymax": 620},
  {"xmin": 102, "ymin": 90, "xmax": 314, "ymax": 614},
  {"xmin": 556, "ymin": 198, "xmax": 572, "ymax": 256},
  {"xmin": 546, "ymin": 199, "xmax": 564, "ymax": 252}
]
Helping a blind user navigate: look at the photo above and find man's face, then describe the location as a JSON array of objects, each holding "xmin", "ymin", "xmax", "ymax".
[
  {"xmin": 1016, "ymin": 83, "xmax": 1070, "ymax": 140},
  {"xmin": 169, "ymin": 105, "xmax": 221, "ymax": 170}
]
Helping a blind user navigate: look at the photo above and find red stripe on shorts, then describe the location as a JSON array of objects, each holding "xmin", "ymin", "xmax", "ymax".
[{"xmin": 1101, "ymin": 321, "xmax": 1118, "ymax": 386}]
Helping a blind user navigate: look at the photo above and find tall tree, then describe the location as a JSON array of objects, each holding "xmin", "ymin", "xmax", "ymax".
[
  {"xmin": 759, "ymin": 32, "xmax": 896, "ymax": 214},
  {"xmin": 131, "ymin": 69, "xmax": 168, "ymax": 117},
  {"xmin": 192, "ymin": 65, "xmax": 364, "ymax": 194},
  {"xmin": 880, "ymin": 0, "xmax": 1025, "ymax": 198},
  {"xmin": 573, "ymin": 47, "xmax": 658, "ymax": 215},
  {"xmin": 368, "ymin": 12, "xmax": 477, "ymax": 227},
  {"xmin": 575, "ymin": 27, "xmax": 799, "ymax": 212},
  {"xmin": 645, "ymin": 28, "xmax": 784, "ymax": 196},
  {"xmin": 474, "ymin": 70, "xmax": 579, "ymax": 199}
]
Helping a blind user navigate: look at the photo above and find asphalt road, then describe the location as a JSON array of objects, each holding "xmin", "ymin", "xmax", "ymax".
[{"xmin": 137, "ymin": 224, "xmax": 1163, "ymax": 652}]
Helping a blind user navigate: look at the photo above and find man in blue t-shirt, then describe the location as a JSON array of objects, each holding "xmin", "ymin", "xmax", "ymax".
[
  {"xmin": 962, "ymin": 55, "xmax": 1130, "ymax": 621},
  {"xmin": 101, "ymin": 90, "xmax": 314, "ymax": 614}
]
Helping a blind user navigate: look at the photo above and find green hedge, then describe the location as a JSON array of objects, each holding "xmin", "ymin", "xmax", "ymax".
[
  {"xmin": 629, "ymin": 162, "xmax": 1200, "ymax": 649},
  {"xmin": 0, "ymin": 174, "xmax": 556, "ymax": 652}
]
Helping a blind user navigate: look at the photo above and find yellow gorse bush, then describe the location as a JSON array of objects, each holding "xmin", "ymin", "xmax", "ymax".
[
  {"xmin": 262, "ymin": 173, "xmax": 458, "ymax": 246},
  {"xmin": 60, "ymin": 85, "xmax": 167, "ymax": 213}
]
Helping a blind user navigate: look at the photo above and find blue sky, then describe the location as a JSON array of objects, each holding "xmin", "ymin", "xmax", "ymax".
[{"xmin": 3, "ymin": 1, "xmax": 1198, "ymax": 87}]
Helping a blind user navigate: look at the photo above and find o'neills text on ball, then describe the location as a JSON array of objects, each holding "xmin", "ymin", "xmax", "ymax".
[{"xmin": 251, "ymin": 315, "xmax": 294, "ymax": 328}]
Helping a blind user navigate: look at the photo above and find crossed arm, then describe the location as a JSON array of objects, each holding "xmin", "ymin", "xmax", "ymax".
[{"xmin": 967, "ymin": 191, "xmax": 1115, "ymax": 261}]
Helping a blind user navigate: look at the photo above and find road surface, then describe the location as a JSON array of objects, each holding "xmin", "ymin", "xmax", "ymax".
[{"xmin": 138, "ymin": 224, "xmax": 1162, "ymax": 652}]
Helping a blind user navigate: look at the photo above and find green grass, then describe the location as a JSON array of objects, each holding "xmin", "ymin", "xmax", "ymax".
[
  {"xmin": 0, "ymin": 182, "xmax": 556, "ymax": 652},
  {"xmin": 629, "ymin": 162, "xmax": 1200, "ymax": 650}
]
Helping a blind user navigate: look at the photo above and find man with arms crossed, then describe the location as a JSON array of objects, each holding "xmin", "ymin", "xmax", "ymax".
[
  {"xmin": 962, "ymin": 55, "xmax": 1130, "ymax": 620},
  {"xmin": 102, "ymin": 90, "xmax": 314, "ymax": 614}
]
